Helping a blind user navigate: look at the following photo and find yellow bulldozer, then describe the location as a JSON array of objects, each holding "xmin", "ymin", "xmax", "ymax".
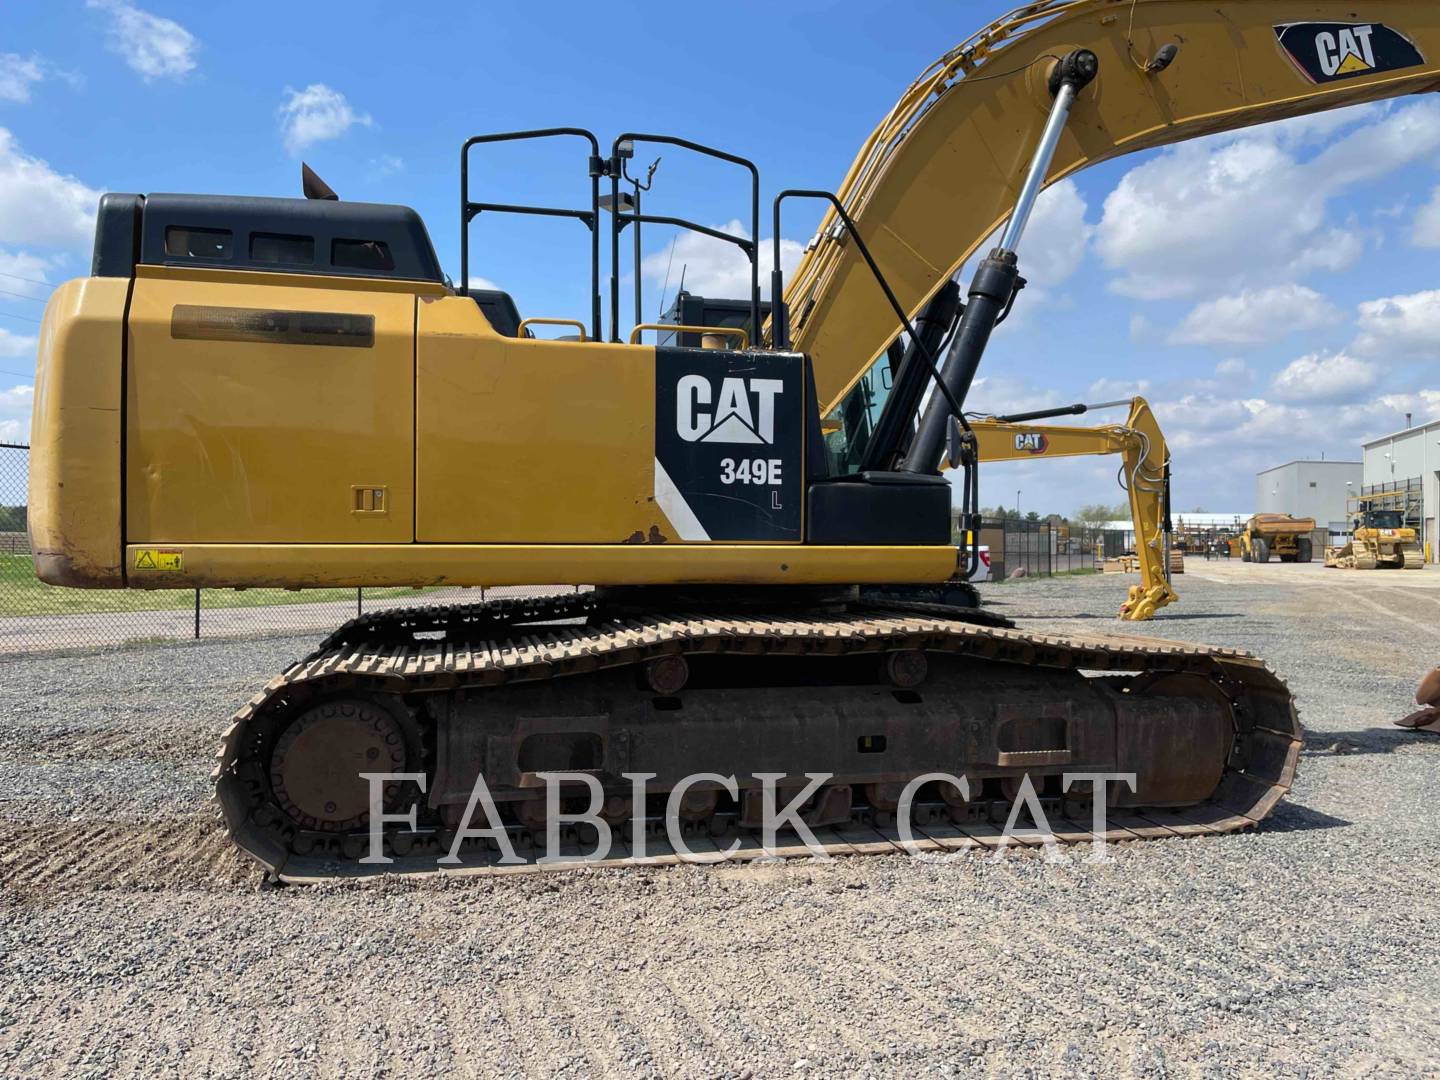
[
  {"xmin": 30, "ymin": 1, "xmax": 1440, "ymax": 880},
  {"xmin": 1325, "ymin": 498, "xmax": 1425, "ymax": 570},
  {"xmin": 1240, "ymin": 514, "xmax": 1317, "ymax": 564}
]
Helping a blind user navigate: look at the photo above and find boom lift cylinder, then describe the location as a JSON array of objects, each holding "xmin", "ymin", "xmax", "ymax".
[{"xmin": 901, "ymin": 50, "xmax": 1097, "ymax": 474}]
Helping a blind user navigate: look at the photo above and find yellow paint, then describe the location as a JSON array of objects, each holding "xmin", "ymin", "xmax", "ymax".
[
  {"xmin": 134, "ymin": 548, "xmax": 184, "ymax": 571},
  {"xmin": 27, "ymin": 277, "xmax": 129, "ymax": 587},
  {"xmin": 125, "ymin": 265, "xmax": 416, "ymax": 544},
  {"xmin": 121, "ymin": 543, "xmax": 958, "ymax": 589},
  {"xmin": 415, "ymin": 295, "xmax": 679, "ymax": 543}
]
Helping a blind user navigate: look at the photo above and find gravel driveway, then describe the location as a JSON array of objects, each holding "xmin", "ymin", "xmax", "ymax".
[{"xmin": 1, "ymin": 563, "xmax": 1438, "ymax": 1077}]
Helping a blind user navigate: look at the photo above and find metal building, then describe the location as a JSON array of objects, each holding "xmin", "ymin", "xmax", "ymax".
[
  {"xmin": 1361, "ymin": 418, "xmax": 1440, "ymax": 563},
  {"xmin": 1255, "ymin": 460, "xmax": 1362, "ymax": 541}
]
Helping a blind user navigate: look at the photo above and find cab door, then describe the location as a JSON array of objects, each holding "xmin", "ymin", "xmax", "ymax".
[{"xmin": 125, "ymin": 267, "xmax": 415, "ymax": 544}]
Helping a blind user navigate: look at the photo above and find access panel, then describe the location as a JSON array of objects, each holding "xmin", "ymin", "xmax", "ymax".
[{"xmin": 654, "ymin": 348, "xmax": 804, "ymax": 542}]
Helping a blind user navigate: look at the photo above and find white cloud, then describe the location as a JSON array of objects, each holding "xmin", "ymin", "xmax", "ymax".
[
  {"xmin": 88, "ymin": 0, "xmax": 197, "ymax": 81},
  {"xmin": 0, "ymin": 250, "xmax": 54, "ymax": 298},
  {"xmin": 1352, "ymin": 289, "xmax": 1440, "ymax": 360},
  {"xmin": 640, "ymin": 219, "xmax": 802, "ymax": 301},
  {"xmin": 1214, "ymin": 357, "xmax": 1253, "ymax": 383},
  {"xmin": 965, "ymin": 374, "xmax": 1063, "ymax": 417},
  {"xmin": 1168, "ymin": 284, "xmax": 1342, "ymax": 347},
  {"xmin": 370, "ymin": 154, "xmax": 405, "ymax": 178},
  {"xmin": 0, "ymin": 383, "xmax": 34, "ymax": 443},
  {"xmin": 278, "ymin": 84, "xmax": 372, "ymax": 156},
  {"xmin": 1412, "ymin": 187, "xmax": 1440, "ymax": 247},
  {"xmin": 0, "ymin": 54, "xmax": 45, "ymax": 103},
  {"xmin": 1087, "ymin": 377, "xmax": 1151, "ymax": 401},
  {"xmin": 1096, "ymin": 99, "xmax": 1440, "ymax": 299},
  {"xmin": 0, "ymin": 130, "xmax": 101, "ymax": 250},
  {"xmin": 1270, "ymin": 352, "xmax": 1379, "ymax": 404},
  {"xmin": 0, "ymin": 328, "xmax": 38, "ymax": 359},
  {"xmin": 1013, "ymin": 179, "xmax": 1091, "ymax": 295}
]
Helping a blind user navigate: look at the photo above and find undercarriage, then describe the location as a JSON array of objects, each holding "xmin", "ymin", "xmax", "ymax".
[{"xmin": 214, "ymin": 592, "xmax": 1301, "ymax": 882}]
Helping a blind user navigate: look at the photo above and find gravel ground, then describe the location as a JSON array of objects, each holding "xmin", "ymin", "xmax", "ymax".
[{"xmin": 1, "ymin": 562, "xmax": 1438, "ymax": 1078}]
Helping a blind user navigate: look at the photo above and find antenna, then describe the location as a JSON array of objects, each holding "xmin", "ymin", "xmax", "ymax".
[{"xmin": 655, "ymin": 235, "xmax": 678, "ymax": 319}]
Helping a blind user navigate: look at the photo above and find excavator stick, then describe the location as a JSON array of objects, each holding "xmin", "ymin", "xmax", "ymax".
[{"xmin": 970, "ymin": 398, "xmax": 1177, "ymax": 621}]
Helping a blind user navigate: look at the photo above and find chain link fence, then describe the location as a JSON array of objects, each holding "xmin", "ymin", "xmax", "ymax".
[
  {"xmin": 977, "ymin": 518, "xmax": 1124, "ymax": 580},
  {"xmin": 0, "ymin": 443, "xmax": 564, "ymax": 655},
  {"xmin": 5, "ymin": 442, "xmax": 1143, "ymax": 654}
]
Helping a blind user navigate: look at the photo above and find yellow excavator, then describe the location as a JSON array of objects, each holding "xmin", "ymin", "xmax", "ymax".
[
  {"xmin": 29, "ymin": 1, "xmax": 1440, "ymax": 879},
  {"xmin": 968, "ymin": 397, "xmax": 1177, "ymax": 621}
]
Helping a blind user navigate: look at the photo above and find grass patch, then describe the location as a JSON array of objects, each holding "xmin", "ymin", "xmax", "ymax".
[{"xmin": 1, "ymin": 554, "xmax": 440, "ymax": 617}]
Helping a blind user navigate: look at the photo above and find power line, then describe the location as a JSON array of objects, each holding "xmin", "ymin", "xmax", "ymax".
[
  {"xmin": 0, "ymin": 311, "xmax": 41, "ymax": 325},
  {"xmin": 0, "ymin": 287, "xmax": 45, "ymax": 304},
  {"xmin": 0, "ymin": 366, "xmax": 35, "ymax": 381},
  {"xmin": 0, "ymin": 269, "xmax": 52, "ymax": 289}
]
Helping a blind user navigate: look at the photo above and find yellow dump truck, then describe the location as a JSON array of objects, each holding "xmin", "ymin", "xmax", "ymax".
[{"xmin": 1240, "ymin": 514, "xmax": 1316, "ymax": 564}]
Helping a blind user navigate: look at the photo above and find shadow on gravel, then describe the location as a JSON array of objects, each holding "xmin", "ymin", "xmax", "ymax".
[
  {"xmin": 1261, "ymin": 802, "xmax": 1352, "ymax": 833},
  {"xmin": 1302, "ymin": 728, "xmax": 1418, "ymax": 756},
  {"xmin": 1008, "ymin": 612, "xmax": 1247, "ymax": 622}
]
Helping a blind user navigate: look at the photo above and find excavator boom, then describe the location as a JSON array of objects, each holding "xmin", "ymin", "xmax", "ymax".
[{"xmin": 784, "ymin": 0, "xmax": 1440, "ymax": 416}]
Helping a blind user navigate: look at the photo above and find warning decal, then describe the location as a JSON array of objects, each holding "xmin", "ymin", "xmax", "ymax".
[{"xmin": 134, "ymin": 548, "xmax": 184, "ymax": 572}]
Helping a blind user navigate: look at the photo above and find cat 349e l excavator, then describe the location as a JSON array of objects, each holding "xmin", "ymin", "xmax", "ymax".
[{"xmin": 29, "ymin": 2, "xmax": 1440, "ymax": 879}]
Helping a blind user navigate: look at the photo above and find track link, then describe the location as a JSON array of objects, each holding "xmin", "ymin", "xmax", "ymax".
[{"xmin": 214, "ymin": 596, "xmax": 1301, "ymax": 882}]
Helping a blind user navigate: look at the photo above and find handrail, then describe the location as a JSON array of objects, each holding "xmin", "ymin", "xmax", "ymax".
[
  {"xmin": 517, "ymin": 317, "xmax": 588, "ymax": 341},
  {"xmin": 607, "ymin": 133, "xmax": 760, "ymax": 344},
  {"xmin": 460, "ymin": 128, "xmax": 603, "ymax": 341},
  {"xmin": 629, "ymin": 323, "xmax": 747, "ymax": 349}
]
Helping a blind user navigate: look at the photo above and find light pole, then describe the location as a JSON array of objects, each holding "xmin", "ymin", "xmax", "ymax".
[{"xmin": 1015, "ymin": 490, "xmax": 1021, "ymax": 521}]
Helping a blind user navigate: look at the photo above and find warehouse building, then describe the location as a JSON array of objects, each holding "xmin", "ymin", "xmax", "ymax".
[
  {"xmin": 1361, "ymin": 417, "xmax": 1439, "ymax": 563},
  {"xmin": 1255, "ymin": 460, "xmax": 1362, "ymax": 542}
]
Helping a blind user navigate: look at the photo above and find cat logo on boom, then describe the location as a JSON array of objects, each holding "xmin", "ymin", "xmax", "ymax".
[
  {"xmin": 1014, "ymin": 432, "xmax": 1049, "ymax": 454},
  {"xmin": 1274, "ymin": 22, "xmax": 1424, "ymax": 85}
]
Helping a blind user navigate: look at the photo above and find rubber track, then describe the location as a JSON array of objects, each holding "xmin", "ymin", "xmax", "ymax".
[{"xmin": 214, "ymin": 599, "xmax": 1302, "ymax": 882}]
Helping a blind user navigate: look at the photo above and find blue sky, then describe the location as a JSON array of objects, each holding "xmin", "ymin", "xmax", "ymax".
[{"xmin": 3, "ymin": 1, "xmax": 1439, "ymax": 516}]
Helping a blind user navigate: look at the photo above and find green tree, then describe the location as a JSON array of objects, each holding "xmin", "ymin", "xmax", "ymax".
[{"xmin": 1072, "ymin": 502, "xmax": 1128, "ymax": 524}]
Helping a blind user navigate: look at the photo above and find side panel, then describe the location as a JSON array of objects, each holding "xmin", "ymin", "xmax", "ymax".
[
  {"xmin": 654, "ymin": 348, "xmax": 804, "ymax": 542},
  {"xmin": 125, "ymin": 267, "xmax": 415, "ymax": 545},
  {"xmin": 415, "ymin": 296, "xmax": 672, "ymax": 544},
  {"xmin": 28, "ymin": 277, "xmax": 129, "ymax": 586}
]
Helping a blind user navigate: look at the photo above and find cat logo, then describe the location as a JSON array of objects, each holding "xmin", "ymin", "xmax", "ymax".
[
  {"xmin": 1014, "ymin": 433, "xmax": 1049, "ymax": 454},
  {"xmin": 1275, "ymin": 22, "xmax": 1424, "ymax": 85},
  {"xmin": 676, "ymin": 374, "xmax": 785, "ymax": 444}
]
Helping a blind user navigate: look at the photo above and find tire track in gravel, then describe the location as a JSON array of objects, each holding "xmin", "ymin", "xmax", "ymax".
[
  {"xmin": 438, "ymin": 986, "xmax": 524, "ymax": 1077},
  {"xmin": 2, "ymin": 725, "xmax": 216, "ymax": 765},
  {"xmin": 0, "ymin": 816, "xmax": 251, "ymax": 900},
  {"xmin": 495, "ymin": 980, "xmax": 586, "ymax": 1077}
]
